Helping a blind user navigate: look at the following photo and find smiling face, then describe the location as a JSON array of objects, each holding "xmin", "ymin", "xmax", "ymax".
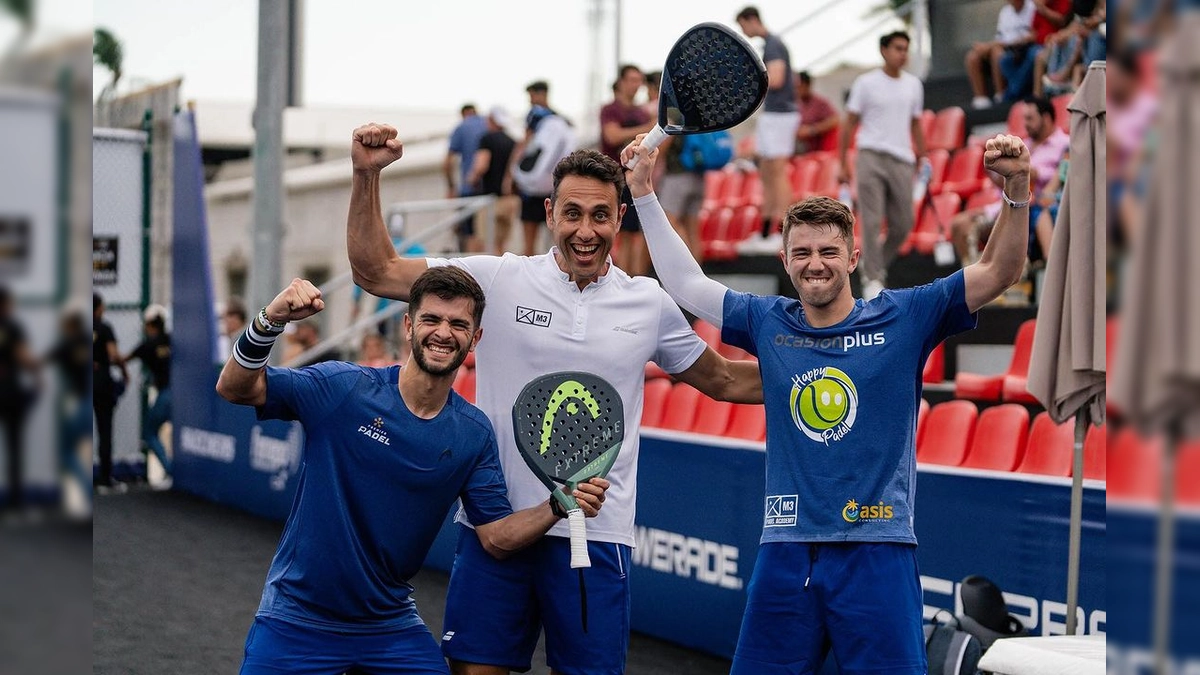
[
  {"xmin": 547, "ymin": 174, "xmax": 622, "ymax": 289},
  {"xmin": 781, "ymin": 221, "xmax": 859, "ymax": 311},
  {"xmin": 405, "ymin": 294, "xmax": 480, "ymax": 377}
]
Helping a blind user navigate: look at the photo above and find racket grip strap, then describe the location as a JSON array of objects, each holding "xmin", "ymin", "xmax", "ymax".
[
  {"xmin": 626, "ymin": 125, "xmax": 668, "ymax": 169},
  {"xmin": 567, "ymin": 509, "xmax": 591, "ymax": 569}
]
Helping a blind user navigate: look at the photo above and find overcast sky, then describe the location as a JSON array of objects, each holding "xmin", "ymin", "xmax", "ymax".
[{"xmin": 80, "ymin": 0, "xmax": 905, "ymax": 122}]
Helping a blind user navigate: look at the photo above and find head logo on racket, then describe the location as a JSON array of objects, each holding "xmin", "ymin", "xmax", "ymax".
[{"xmin": 789, "ymin": 366, "xmax": 859, "ymax": 445}]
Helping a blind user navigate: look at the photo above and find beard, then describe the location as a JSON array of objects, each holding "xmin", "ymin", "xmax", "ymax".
[
  {"xmin": 409, "ymin": 328, "xmax": 469, "ymax": 377},
  {"xmin": 795, "ymin": 274, "xmax": 846, "ymax": 309}
]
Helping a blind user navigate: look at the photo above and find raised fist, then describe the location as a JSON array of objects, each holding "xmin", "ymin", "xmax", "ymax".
[
  {"xmin": 351, "ymin": 123, "xmax": 404, "ymax": 173},
  {"xmin": 265, "ymin": 278, "xmax": 325, "ymax": 324},
  {"xmin": 983, "ymin": 134, "xmax": 1031, "ymax": 180}
]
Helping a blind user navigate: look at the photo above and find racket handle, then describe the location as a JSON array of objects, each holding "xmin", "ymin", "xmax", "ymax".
[
  {"xmin": 567, "ymin": 509, "xmax": 591, "ymax": 569},
  {"xmin": 625, "ymin": 125, "xmax": 668, "ymax": 170}
]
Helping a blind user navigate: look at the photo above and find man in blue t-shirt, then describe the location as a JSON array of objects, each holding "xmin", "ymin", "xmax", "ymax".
[
  {"xmin": 216, "ymin": 267, "xmax": 608, "ymax": 675},
  {"xmin": 625, "ymin": 133, "xmax": 1032, "ymax": 674}
]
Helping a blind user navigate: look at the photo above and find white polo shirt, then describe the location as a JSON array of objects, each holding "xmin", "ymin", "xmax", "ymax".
[{"xmin": 429, "ymin": 250, "xmax": 707, "ymax": 546}]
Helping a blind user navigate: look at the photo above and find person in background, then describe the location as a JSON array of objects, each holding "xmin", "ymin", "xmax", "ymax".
[
  {"xmin": 283, "ymin": 321, "xmax": 341, "ymax": 366},
  {"xmin": 0, "ymin": 287, "xmax": 41, "ymax": 513},
  {"xmin": 48, "ymin": 302, "xmax": 93, "ymax": 518},
  {"xmin": 123, "ymin": 304, "xmax": 173, "ymax": 482},
  {"xmin": 965, "ymin": 0, "xmax": 1035, "ymax": 109},
  {"xmin": 997, "ymin": 0, "xmax": 1072, "ymax": 102},
  {"xmin": 93, "ymin": 292, "xmax": 127, "ymax": 493},
  {"xmin": 794, "ymin": 71, "xmax": 839, "ymax": 155},
  {"xmin": 445, "ymin": 104, "xmax": 489, "ymax": 253},
  {"xmin": 357, "ymin": 332, "xmax": 397, "ymax": 368},
  {"xmin": 600, "ymin": 64, "xmax": 655, "ymax": 276},
  {"xmin": 217, "ymin": 298, "xmax": 247, "ymax": 365},
  {"xmin": 466, "ymin": 108, "xmax": 519, "ymax": 254}
]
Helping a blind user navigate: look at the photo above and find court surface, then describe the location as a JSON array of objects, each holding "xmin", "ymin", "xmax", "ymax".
[{"xmin": 94, "ymin": 488, "xmax": 734, "ymax": 674}]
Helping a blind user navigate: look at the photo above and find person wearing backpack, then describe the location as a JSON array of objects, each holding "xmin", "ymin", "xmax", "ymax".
[{"xmin": 658, "ymin": 131, "xmax": 734, "ymax": 261}]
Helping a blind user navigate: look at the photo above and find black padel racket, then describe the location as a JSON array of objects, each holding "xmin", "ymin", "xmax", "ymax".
[
  {"xmin": 512, "ymin": 371, "xmax": 624, "ymax": 569},
  {"xmin": 627, "ymin": 21, "xmax": 768, "ymax": 169}
]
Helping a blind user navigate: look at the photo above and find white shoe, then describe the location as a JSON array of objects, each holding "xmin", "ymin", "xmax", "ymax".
[
  {"xmin": 863, "ymin": 279, "xmax": 885, "ymax": 301},
  {"xmin": 736, "ymin": 232, "xmax": 784, "ymax": 255},
  {"xmin": 971, "ymin": 96, "xmax": 992, "ymax": 110}
]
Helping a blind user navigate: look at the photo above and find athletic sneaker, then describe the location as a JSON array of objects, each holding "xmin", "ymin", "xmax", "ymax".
[
  {"xmin": 971, "ymin": 96, "xmax": 992, "ymax": 110},
  {"xmin": 736, "ymin": 232, "xmax": 784, "ymax": 255}
]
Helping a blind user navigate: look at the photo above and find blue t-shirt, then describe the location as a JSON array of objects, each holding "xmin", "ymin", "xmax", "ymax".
[
  {"xmin": 255, "ymin": 362, "xmax": 512, "ymax": 632},
  {"xmin": 722, "ymin": 271, "xmax": 976, "ymax": 545},
  {"xmin": 448, "ymin": 115, "xmax": 489, "ymax": 195}
]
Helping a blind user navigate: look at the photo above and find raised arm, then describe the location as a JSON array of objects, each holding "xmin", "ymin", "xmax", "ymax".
[
  {"xmin": 964, "ymin": 135, "xmax": 1031, "ymax": 312},
  {"xmin": 621, "ymin": 135, "xmax": 729, "ymax": 328},
  {"xmin": 347, "ymin": 123, "xmax": 430, "ymax": 301},
  {"xmin": 216, "ymin": 278, "xmax": 325, "ymax": 407},
  {"xmin": 474, "ymin": 478, "xmax": 609, "ymax": 559}
]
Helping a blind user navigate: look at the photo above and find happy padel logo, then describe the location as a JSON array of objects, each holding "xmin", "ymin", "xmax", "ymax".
[
  {"xmin": 539, "ymin": 381, "xmax": 601, "ymax": 455},
  {"xmin": 841, "ymin": 498, "xmax": 894, "ymax": 523},
  {"xmin": 789, "ymin": 366, "xmax": 859, "ymax": 445}
]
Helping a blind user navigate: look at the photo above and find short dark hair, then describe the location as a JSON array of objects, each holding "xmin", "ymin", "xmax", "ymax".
[
  {"xmin": 618, "ymin": 64, "xmax": 642, "ymax": 79},
  {"xmin": 645, "ymin": 70, "xmax": 662, "ymax": 88},
  {"xmin": 797, "ymin": 70, "xmax": 813, "ymax": 85},
  {"xmin": 526, "ymin": 80, "xmax": 549, "ymax": 94},
  {"xmin": 1025, "ymin": 96, "xmax": 1056, "ymax": 122},
  {"xmin": 782, "ymin": 196, "xmax": 855, "ymax": 253},
  {"xmin": 736, "ymin": 6, "xmax": 761, "ymax": 21},
  {"xmin": 93, "ymin": 292, "xmax": 104, "ymax": 312},
  {"xmin": 408, "ymin": 266, "xmax": 486, "ymax": 328},
  {"xmin": 146, "ymin": 314, "xmax": 165, "ymax": 331},
  {"xmin": 225, "ymin": 297, "xmax": 247, "ymax": 323},
  {"xmin": 460, "ymin": 104, "xmax": 476, "ymax": 115},
  {"xmin": 880, "ymin": 30, "xmax": 910, "ymax": 49},
  {"xmin": 550, "ymin": 149, "xmax": 624, "ymax": 206}
]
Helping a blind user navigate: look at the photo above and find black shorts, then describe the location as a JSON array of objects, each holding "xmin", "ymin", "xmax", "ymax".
[
  {"xmin": 520, "ymin": 194, "xmax": 548, "ymax": 223},
  {"xmin": 618, "ymin": 185, "xmax": 641, "ymax": 232}
]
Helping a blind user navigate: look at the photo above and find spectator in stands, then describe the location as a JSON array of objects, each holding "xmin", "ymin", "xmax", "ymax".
[
  {"xmin": 965, "ymin": 0, "xmax": 1036, "ymax": 109},
  {"xmin": 629, "ymin": 129, "xmax": 1033, "ymax": 675},
  {"xmin": 998, "ymin": 0, "xmax": 1072, "ymax": 102},
  {"xmin": 215, "ymin": 270, "xmax": 609, "ymax": 675},
  {"xmin": 1032, "ymin": 153, "xmax": 1069, "ymax": 260},
  {"xmin": 283, "ymin": 320, "xmax": 341, "ymax": 365},
  {"xmin": 794, "ymin": 71, "xmax": 839, "ymax": 154},
  {"xmin": 467, "ymin": 107, "xmax": 519, "ymax": 254},
  {"xmin": 1108, "ymin": 49, "xmax": 1157, "ymax": 244},
  {"xmin": 600, "ymin": 64, "xmax": 656, "ymax": 276},
  {"xmin": 123, "ymin": 305, "xmax": 174, "ymax": 482},
  {"xmin": 445, "ymin": 104, "xmax": 489, "ymax": 253},
  {"xmin": 0, "ymin": 287, "xmax": 40, "ymax": 512},
  {"xmin": 950, "ymin": 97, "xmax": 1067, "ymax": 263},
  {"xmin": 737, "ymin": 6, "xmax": 800, "ymax": 250},
  {"xmin": 657, "ymin": 136, "xmax": 706, "ymax": 261},
  {"xmin": 644, "ymin": 69, "xmax": 661, "ymax": 118},
  {"xmin": 217, "ymin": 298, "xmax": 246, "ymax": 364},
  {"xmin": 838, "ymin": 30, "xmax": 928, "ymax": 300},
  {"xmin": 1033, "ymin": 0, "xmax": 1106, "ymax": 97},
  {"xmin": 347, "ymin": 123, "xmax": 763, "ymax": 675},
  {"xmin": 93, "ymin": 291, "xmax": 127, "ymax": 492},
  {"xmin": 356, "ymin": 332, "xmax": 396, "ymax": 368}
]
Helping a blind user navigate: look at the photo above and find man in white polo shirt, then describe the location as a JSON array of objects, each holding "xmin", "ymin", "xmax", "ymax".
[
  {"xmin": 345, "ymin": 122, "xmax": 762, "ymax": 675},
  {"xmin": 838, "ymin": 30, "xmax": 929, "ymax": 301}
]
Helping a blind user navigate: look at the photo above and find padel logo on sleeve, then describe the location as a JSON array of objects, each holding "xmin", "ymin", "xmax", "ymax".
[
  {"xmin": 515, "ymin": 305, "xmax": 552, "ymax": 328},
  {"xmin": 764, "ymin": 494, "xmax": 798, "ymax": 527},
  {"xmin": 789, "ymin": 366, "xmax": 859, "ymax": 445}
]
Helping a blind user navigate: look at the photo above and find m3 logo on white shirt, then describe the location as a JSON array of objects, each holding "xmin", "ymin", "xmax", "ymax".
[{"xmin": 515, "ymin": 305, "xmax": 552, "ymax": 328}]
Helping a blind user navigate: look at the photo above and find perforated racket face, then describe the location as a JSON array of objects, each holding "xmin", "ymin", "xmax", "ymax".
[
  {"xmin": 512, "ymin": 372, "xmax": 624, "ymax": 488},
  {"xmin": 658, "ymin": 22, "xmax": 768, "ymax": 134}
]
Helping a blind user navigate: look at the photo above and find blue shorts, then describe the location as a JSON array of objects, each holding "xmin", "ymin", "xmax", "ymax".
[
  {"xmin": 441, "ymin": 525, "xmax": 631, "ymax": 675},
  {"xmin": 731, "ymin": 542, "xmax": 926, "ymax": 675},
  {"xmin": 239, "ymin": 615, "xmax": 448, "ymax": 675}
]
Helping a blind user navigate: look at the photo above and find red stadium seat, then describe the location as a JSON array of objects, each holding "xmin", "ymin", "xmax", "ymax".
[
  {"xmin": 462, "ymin": 351, "xmax": 476, "ymax": 370},
  {"xmin": 701, "ymin": 208, "xmax": 737, "ymax": 262},
  {"xmin": 692, "ymin": 397, "xmax": 735, "ymax": 436},
  {"xmin": 961, "ymin": 404, "xmax": 1030, "ymax": 471},
  {"xmin": 966, "ymin": 184, "xmax": 1001, "ymax": 211},
  {"xmin": 1000, "ymin": 320, "xmax": 1040, "ymax": 404},
  {"xmin": 716, "ymin": 170, "xmax": 746, "ymax": 210},
  {"xmin": 702, "ymin": 171, "xmax": 727, "ymax": 211},
  {"xmin": 917, "ymin": 400, "xmax": 978, "ymax": 466},
  {"xmin": 928, "ymin": 106, "xmax": 966, "ymax": 152},
  {"xmin": 659, "ymin": 383, "xmax": 703, "ymax": 431},
  {"xmin": 810, "ymin": 154, "xmax": 842, "ymax": 198},
  {"xmin": 731, "ymin": 205, "xmax": 762, "ymax": 242},
  {"xmin": 1052, "ymin": 94, "xmax": 1071, "ymax": 134},
  {"xmin": 790, "ymin": 156, "xmax": 821, "ymax": 200},
  {"xmin": 918, "ymin": 109, "xmax": 937, "ymax": 143},
  {"xmin": 955, "ymin": 319, "xmax": 1037, "ymax": 401},
  {"xmin": 939, "ymin": 146, "xmax": 986, "ymax": 200},
  {"xmin": 728, "ymin": 403, "xmax": 766, "ymax": 441},
  {"xmin": 1006, "ymin": 101, "xmax": 1027, "ymax": 137},
  {"xmin": 453, "ymin": 367, "xmax": 476, "ymax": 404},
  {"xmin": 692, "ymin": 320, "xmax": 721, "ymax": 352},
  {"xmin": 917, "ymin": 398, "xmax": 931, "ymax": 447},
  {"xmin": 740, "ymin": 171, "xmax": 763, "ymax": 208},
  {"xmin": 641, "ymin": 378, "xmax": 672, "ymax": 428},
  {"xmin": 904, "ymin": 192, "xmax": 962, "ymax": 255},
  {"xmin": 924, "ymin": 149, "xmax": 950, "ymax": 195},
  {"xmin": 1107, "ymin": 429, "xmax": 1163, "ymax": 501},
  {"xmin": 1016, "ymin": 412, "xmax": 1074, "ymax": 476},
  {"xmin": 923, "ymin": 343, "xmax": 945, "ymax": 384},
  {"xmin": 1177, "ymin": 440, "xmax": 1200, "ymax": 505},
  {"xmin": 1082, "ymin": 423, "xmax": 1106, "ymax": 480}
]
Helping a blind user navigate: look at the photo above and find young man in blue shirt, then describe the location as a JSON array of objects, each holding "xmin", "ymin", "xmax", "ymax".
[
  {"xmin": 216, "ymin": 267, "xmax": 608, "ymax": 675},
  {"xmin": 625, "ymin": 133, "xmax": 1032, "ymax": 674}
]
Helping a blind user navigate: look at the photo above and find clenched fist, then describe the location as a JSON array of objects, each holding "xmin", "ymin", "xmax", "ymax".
[
  {"xmin": 265, "ymin": 279, "xmax": 325, "ymax": 324},
  {"xmin": 352, "ymin": 123, "xmax": 404, "ymax": 173},
  {"xmin": 983, "ymin": 134, "xmax": 1031, "ymax": 180}
]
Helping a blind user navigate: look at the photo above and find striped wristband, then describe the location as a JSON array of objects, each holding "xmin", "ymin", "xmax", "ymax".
[{"xmin": 232, "ymin": 320, "xmax": 281, "ymax": 370}]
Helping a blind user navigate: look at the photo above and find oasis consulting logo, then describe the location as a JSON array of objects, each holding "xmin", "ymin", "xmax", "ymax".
[
  {"xmin": 842, "ymin": 498, "xmax": 894, "ymax": 523},
  {"xmin": 358, "ymin": 417, "xmax": 391, "ymax": 446},
  {"xmin": 789, "ymin": 366, "xmax": 859, "ymax": 444}
]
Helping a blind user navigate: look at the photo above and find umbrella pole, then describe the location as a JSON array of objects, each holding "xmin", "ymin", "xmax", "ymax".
[
  {"xmin": 1153, "ymin": 423, "xmax": 1179, "ymax": 674},
  {"xmin": 1064, "ymin": 408, "xmax": 1087, "ymax": 635}
]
